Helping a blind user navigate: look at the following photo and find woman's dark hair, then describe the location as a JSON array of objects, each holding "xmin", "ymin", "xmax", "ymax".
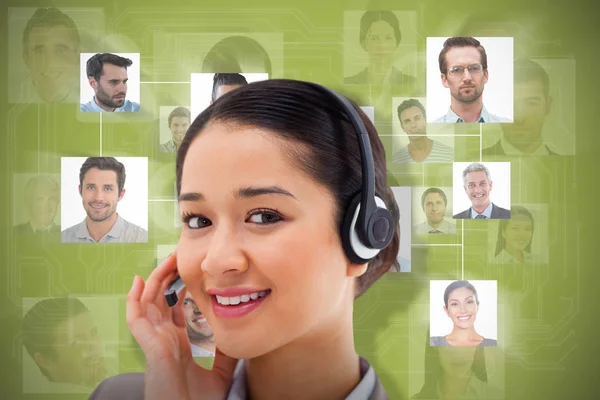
[
  {"xmin": 201, "ymin": 36, "xmax": 272, "ymax": 75},
  {"xmin": 443, "ymin": 280, "xmax": 479, "ymax": 308},
  {"xmin": 412, "ymin": 327, "xmax": 488, "ymax": 399},
  {"xmin": 494, "ymin": 206, "xmax": 534, "ymax": 256},
  {"xmin": 176, "ymin": 79, "xmax": 400, "ymax": 298},
  {"xmin": 359, "ymin": 10, "xmax": 402, "ymax": 47}
]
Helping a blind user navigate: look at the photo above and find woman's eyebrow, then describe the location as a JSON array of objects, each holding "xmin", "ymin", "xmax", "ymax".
[{"xmin": 179, "ymin": 185, "xmax": 297, "ymax": 202}]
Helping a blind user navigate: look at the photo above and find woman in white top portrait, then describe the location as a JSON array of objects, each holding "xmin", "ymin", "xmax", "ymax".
[
  {"xmin": 89, "ymin": 79, "xmax": 401, "ymax": 400},
  {"xmin": 493, "ymin": 206, "xmax": 536, "ymax": 264}
]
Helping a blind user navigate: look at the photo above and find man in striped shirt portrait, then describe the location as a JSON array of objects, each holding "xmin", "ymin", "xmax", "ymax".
[{"xmin": 393, "ymin": 98, "xmax": 454, "ymax": 163}]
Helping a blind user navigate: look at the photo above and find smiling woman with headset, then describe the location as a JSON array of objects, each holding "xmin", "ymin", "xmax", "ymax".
[{"xmin": 89, "ymin": 79, "xmax": 400, "ymax": 400}]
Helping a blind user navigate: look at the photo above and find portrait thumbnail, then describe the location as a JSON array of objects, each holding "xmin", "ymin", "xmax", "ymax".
[
  {"xmin": 21, "ymin": 296, "xmax": 119, "ymax": 394},
  {"xmin": 13, "ymin": 174, "xmax": 61, "ymax": 237},
  {"xmin": 389, "ymin": 186, "xmax": 412, "ymax": 272},
  {"xmin": 190, "ymin": 72, "xmax": 268, "ymax": 119},
  {"xmin": 7, "ymin": 7, "xmax": 105, "ymax": 104},
  {"xmin": 343, "ymin": 10, "xmax": 418, "ymax": 95},
  {"xmin": 489, "ymin": 203, "xmax": 549, "ymax": 264},
  {"xmin": 60, "ymin": 157, "xmax": 148, "ymax": 243},
  {"xmin": 80, "ymin": 52, "xmax": 141, "ymax": 112},
  {"xmin": 411, "ymin": 186, "xmax": 456, "ymax": 235},
  {"xmin": 159, "ymin": 106, "xmax": 191, "ymax": 153},
  {"xmin": 391, "ymin": 97, "xmax": 454, "ymax": 164},
  {"xmin": 452, "ymin": 162, "xmax": 510, "ymax": 220},
  {"xmin": 482, "ymin": 58, "xmax": 576, "ymax": 156},
  {"xmin": 156, "ymin": 245, "xmax": 215, "ymax": 358},
  {"xmin": 427, "ymin": 37, "xmax": 513, "ymax": 123},
  {"xmin": 429, "ymin": 280, "xmax": 498, "ymax": 347}
]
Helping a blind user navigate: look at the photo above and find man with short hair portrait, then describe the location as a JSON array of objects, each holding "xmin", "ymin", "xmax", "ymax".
[
  {"xmin": 61, "ymin": 157, "xmax": 147, "ymax": 243},
  {"xmin": 210, "ymin": 73, "xmax": 248, "ymax": 104},
  {"xmin": 393, "ymin": 99, "xmax": 454, "ymax": 163},
  {"xmin": 14, "ymin": 175, "xmax": 60, "ymax": 235},
  {"xmin": 160, "ymin": 107, "xmax": 191, "ymax": 153},
  {"xmin": 21, "ymin": 7, "xmax": 81, "ymax": 103},
  {"xmin": 22, "ymin": 297, "xmax": 108, "ymax": 389},
  {"xmin": 414, "ymin": 188, "xmax": 456, "ymax": 234},
  {"xmin": 435, "ymin": 37, "xmax": 510, "ymax": 123},
  {"xmin": 80, "ymin": 53, "xmax": 140, "ymax": 112},
  {"xmin": 454, "ymin": 162, "xmax": 510, "ymax": 219},
  {"xmin": 182, "ymin": 292, "xmax": 216, "ymax": 357},
  {"xmin": 483, "ymin": 59, "xmax": 558, "ymax": 155}
]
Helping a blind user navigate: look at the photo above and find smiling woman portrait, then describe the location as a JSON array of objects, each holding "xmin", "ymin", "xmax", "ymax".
[
  {"xmin": 494, "ymin": 206, "xmax": 537, "ymax": 264},
  {"xmin": 430, "ymin": 280, "xmax": 497, "ymax": 347},
  {"xmin": 89, "ymin": 79, "xmax": 401, "ymax": 400}
]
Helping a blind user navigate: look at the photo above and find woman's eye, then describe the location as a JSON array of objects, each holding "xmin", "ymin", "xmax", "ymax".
[
  {"xmin": 184, "ymin": 215, "xmax": 211, "ymax": 229},
  {"xmin": 247, "ymin": 210, "xmax": 283, "ymax": 225}
]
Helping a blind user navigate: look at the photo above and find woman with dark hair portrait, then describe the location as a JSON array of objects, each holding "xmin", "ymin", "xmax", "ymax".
[
  {"xmin": 431, "ymin": 281, "xmax": 497, "ymax": 347},
  {"xmin": 89, "ymin": 79, "xmax": 402, "ymax": 399},
  {"xmin": 345, "ymin": 10, "xmax": 416, "ymax": 90},
  {"xmin": 201, "ymin": 35, "xmax": 272, "ymax": 75},
  {"xmin": 412, "ymin": 329, "xmax": 503, "ymax": 399},
  {"xmin": 494, "ymin": 206, "xmax": 536, "ymax": 264}
]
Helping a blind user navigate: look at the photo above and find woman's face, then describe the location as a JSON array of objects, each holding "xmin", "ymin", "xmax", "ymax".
[
  {"xmin": 176, "ymin": 122, "xmax": 360, "ymax": 359},
  {"xmin": 444, "ymin": 287, "xmax": 478, "ymax": 330},
  {"xmin": 363, "ymin": 20, "xmax": 398, "ymax": 60},
  {"xmin": 502, "ymin": 215, "xmax": 533, "ymax": 252}
]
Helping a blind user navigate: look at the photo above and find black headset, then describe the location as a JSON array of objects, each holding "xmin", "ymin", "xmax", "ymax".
[
  {"xmin": 165, "ymin": 81, "xmax": 394, "ymax": 306},
  {"xmin": 310, "ymin": 84, "xmax": 394, "ymax": 264}
]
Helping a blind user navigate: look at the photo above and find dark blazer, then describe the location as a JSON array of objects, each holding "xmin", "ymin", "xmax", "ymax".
[
  {"xmin": 13, "ymin": 222, "xmax": 60, "ymax": 235},
  {"xmin": 482, "ymin": 140, "xmax": 559, "ymax": 156},
  {"xmin": 453, "ymin": 203, "xmax": 511, "ymax": 219},
  {"xmin": 88, "ymin": 371, "xmax": 391, "ymax": 400}
]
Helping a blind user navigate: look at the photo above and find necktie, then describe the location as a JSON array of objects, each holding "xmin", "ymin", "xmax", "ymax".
[
  {"xmin": 474, "ymin": 214, "xmax": 487, "ymax": 219},
  {"xmin": 429, "ymin": 229, "xmax": 443, "ymax": 234}
]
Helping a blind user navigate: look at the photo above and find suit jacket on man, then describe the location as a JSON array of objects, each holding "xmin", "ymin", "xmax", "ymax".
[
  {"xmin": 482, "ymin": 140, "xmax": 558, "ymax": 156},
  {"xmin": 453, "ymin": 203, "xmax": 511, "ymax": 219}
]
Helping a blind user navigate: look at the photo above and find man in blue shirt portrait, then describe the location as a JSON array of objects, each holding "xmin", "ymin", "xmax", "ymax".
[{"xmin": 80, "ymin": 53, "xmax": 140, "ymax": 112}]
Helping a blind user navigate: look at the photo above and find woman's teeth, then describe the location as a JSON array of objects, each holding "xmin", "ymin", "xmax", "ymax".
[{"xmin": 216, "ymin": 290, "xmax": 270, "ymax": 305}]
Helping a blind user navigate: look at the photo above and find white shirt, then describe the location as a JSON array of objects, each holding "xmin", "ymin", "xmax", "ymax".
[
  {"xmin": 434, "ymin": 105, "xmax": 511, "ymax": 123},
  {"xmin": 494, "ymin": 249, "xmax": 535, "ymax": 264},
  {"xmin": 500, "ymin": 136, "xmax": 551, "ymax": 155},
  {"xmin": 414, "ymin": 219, "xmax": 457, "ymax": 234},
  {"xmin": 190, "ymin": 344, "xmax": 215, "ymax": 357},
  {"xmin": 392, "ymin": 140, "xmax": 454, "ymax": 163}
]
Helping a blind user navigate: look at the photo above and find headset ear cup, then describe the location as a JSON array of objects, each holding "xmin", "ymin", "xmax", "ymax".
[
  {"xmin": 341, "ymin": 194, "xmax": 370, "ymax": 264},
  {"xmin": 366, "ymin": 198, "xmax": 394, "ymax": 249},
  {"xmin": 341, "ymin": 193, "xmax": 390, "ymax": 264}
]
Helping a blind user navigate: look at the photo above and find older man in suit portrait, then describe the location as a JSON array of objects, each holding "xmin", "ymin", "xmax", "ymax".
[{"xmin": 454, "ymin": 162, "xmax": 510, "ymax": 219}]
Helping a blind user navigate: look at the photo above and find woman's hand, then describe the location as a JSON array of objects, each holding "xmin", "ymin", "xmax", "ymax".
[{"xmin": 127, "ymin": 254, "xmax": 238, "ymax": 400}]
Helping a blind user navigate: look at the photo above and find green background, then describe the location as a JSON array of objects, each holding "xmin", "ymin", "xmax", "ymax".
[{"xmin": 1, "ymin": 0, "xmax": 598, "ymax": 398}]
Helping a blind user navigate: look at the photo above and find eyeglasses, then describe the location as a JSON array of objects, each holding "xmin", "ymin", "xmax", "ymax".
[{"xmin": 447, "ymin": 64, "xmax": 484, "ymax": 77}]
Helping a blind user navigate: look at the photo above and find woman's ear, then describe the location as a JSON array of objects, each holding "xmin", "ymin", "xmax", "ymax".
[
  {"xmin": 443, "ymin": 305, "xmax": 449, "ymax": 317},
  {"xmin": 346, "ymin": 262, "xmax": 368, "ymax": 278}
]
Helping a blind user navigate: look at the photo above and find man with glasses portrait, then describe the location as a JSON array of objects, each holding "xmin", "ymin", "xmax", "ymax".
[{"xmin": 434, "ymin": 37, "xmax": 510, "ymax": 123}]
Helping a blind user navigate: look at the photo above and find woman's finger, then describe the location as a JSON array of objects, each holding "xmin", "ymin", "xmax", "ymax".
[{"xmin": 126, "ymin": 276, "xmax": 162, "ymax": 353}]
